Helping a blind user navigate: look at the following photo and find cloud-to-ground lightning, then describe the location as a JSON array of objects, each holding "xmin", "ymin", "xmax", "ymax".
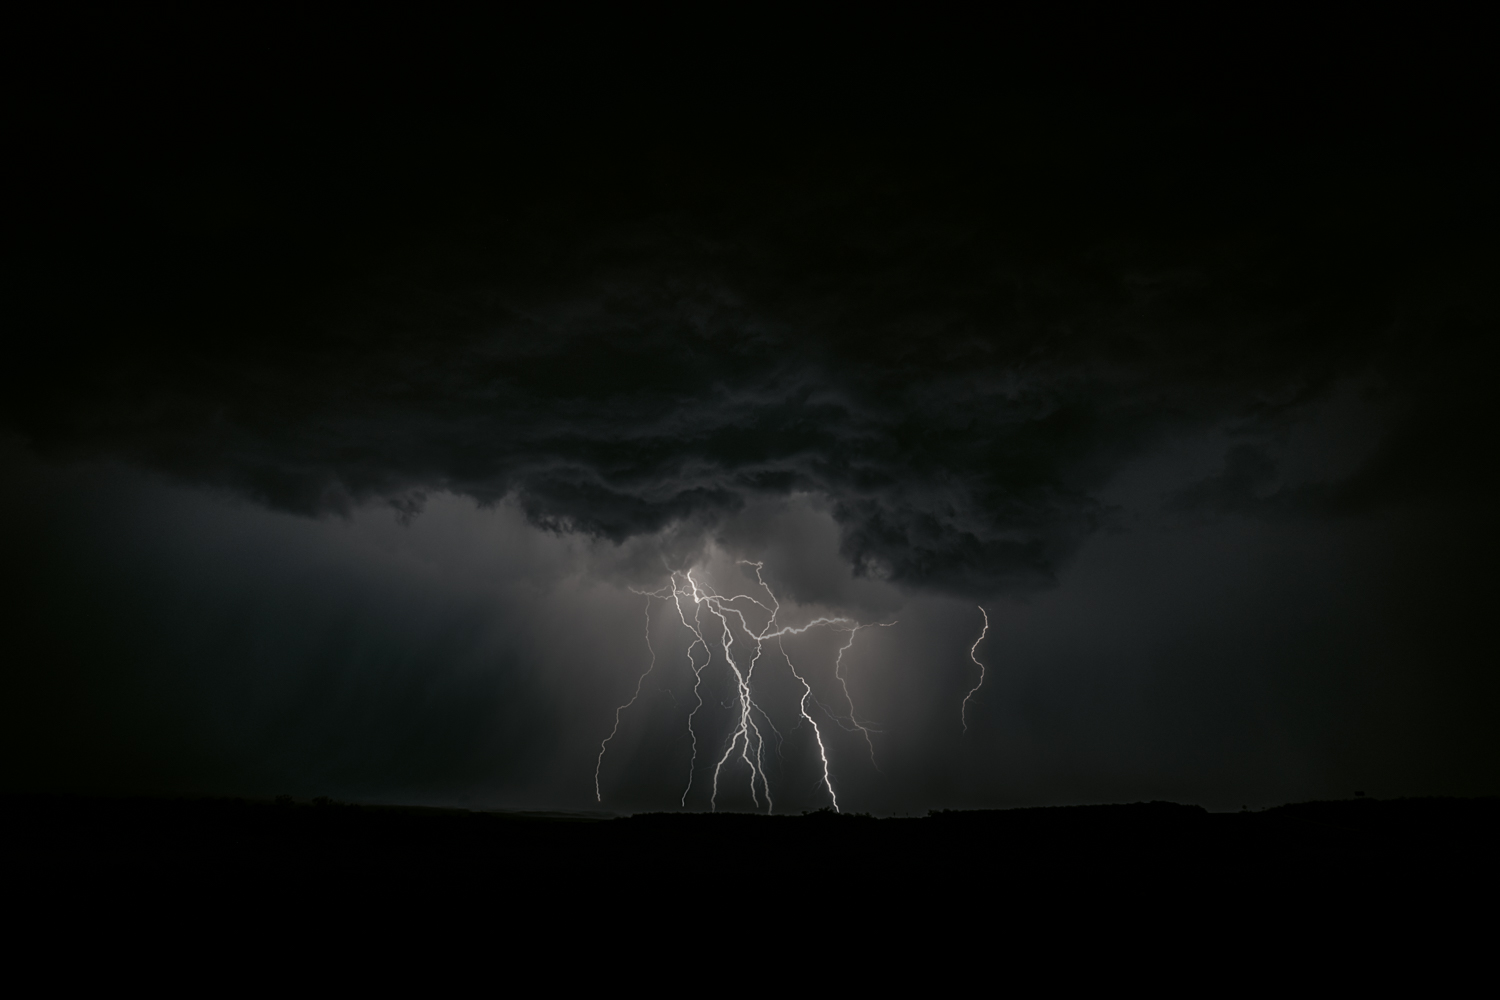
[
  {"xmin": 961, "ymin": 607, "xmax": 990, "ymax": 734},
  {"xmin": 595, "ymin": 589, "xmax": 663, "ymax": 802},
  {"xmin": 830, "ymin": 622, "xmax": 894, "ymax": 767},
  {"xmin": 776, "ymin": 636, "xmax": 838, "ymax": 812},
  {"xmin": 594, "ymin": 560, "xmax": 897, "ymax": 813},
  {"xmin": 669, "ymin": 575, "xmax": 712, "ymax": 807}
]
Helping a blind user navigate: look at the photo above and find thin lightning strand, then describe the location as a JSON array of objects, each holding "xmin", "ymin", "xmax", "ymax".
[
  {"xmin": 834, "ymin": 626, "xmax": 876, "ymax": 767},
  {"xmin": 961, "ymin": 606, "xmax": 990, "ymax": 734},
  {"xmin": 671, "ymin": 580, "xmax": 711, "ymax": 806},
  {"xmin": 595, "ymin": 590, "xmax": 662, "ymax": 802}
]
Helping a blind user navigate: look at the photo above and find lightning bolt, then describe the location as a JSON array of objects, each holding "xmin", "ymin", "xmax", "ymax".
[
  {"xmin": 594, "ymin": 558, "xmax": 898, "ymax": 814},
  {"xmin": 670, "ymin": 578, "xmax": 712, "ymax": 807},
  {"xmin": 830, "ymin": 622, "xmax": 893, "ymax": 767},
  {"xmin": 594, "ymin": 586, "xmax": 667, "ymax": 802},
  {"xmin": 777, "ymin": 637, "xmax": 837, "ymax": 812},
  {"xmin": 961, "ymin": 606, "xmax": 990, "ymax": 734}
]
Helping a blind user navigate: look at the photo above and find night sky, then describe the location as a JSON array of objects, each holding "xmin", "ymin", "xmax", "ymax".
[{"xmin": 5, "ymin": 21, "xmax": 1496, "ymax": 814}]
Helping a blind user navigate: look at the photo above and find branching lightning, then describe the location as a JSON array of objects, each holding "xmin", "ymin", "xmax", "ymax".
[
  {"xmin": 594, "ymin": 559, "xmax": 897, "ymax": 813},
  {"xmin": 830, "ymin": 622, "xmax": 894, "ymax": 767},
  {"xmin": 961, "ymin": 606, "xmax": 990, "ymax": 734}
]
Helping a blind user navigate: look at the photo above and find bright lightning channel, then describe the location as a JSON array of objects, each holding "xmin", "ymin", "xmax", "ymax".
[{"xmin": 595, "ymin": 561, "xmax": 895, "ymax": 814}]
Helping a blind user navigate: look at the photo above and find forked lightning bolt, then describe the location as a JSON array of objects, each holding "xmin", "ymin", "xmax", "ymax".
[
  {"xmin": 831, "ymin": 622, "xmax": 894, "ymax": 766},
  {"xmin": 961, "ymin": 607, "xmax": 990, "ymax": 733},
  {"xmin": 595, "ymin": 560, "xmax": 895, "ymax": 813}
]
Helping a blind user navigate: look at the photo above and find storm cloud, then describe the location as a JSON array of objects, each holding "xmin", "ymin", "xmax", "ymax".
[
  {"xmin": 4, "ymin": 29, "xmax": 1497, "ymax": 811},
  {"xmin": 10, "ymin": 44, "xmax": 1494, "ymax": 598}
]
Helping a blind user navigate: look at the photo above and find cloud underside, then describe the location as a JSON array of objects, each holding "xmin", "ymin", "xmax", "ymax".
[{"xmin": 9, "ymin": 118, "xmax": 1493, "ymax": 595}]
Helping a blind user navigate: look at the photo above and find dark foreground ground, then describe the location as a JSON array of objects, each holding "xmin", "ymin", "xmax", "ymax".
[
  {"xmin": 4, "ymin": 794, "xmax": 1495, "ymax": 959},
  {"xmin": 5, "ymin": 791, "xmax": 1494, "ymax": 971}
]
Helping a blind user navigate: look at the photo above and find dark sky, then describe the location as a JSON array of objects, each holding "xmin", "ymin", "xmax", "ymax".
[{"xmin": 4, "ymin": 20, "xmax": 1496, "ymax": 812}]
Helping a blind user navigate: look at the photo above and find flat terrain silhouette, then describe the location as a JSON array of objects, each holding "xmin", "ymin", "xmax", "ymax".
[{"xmin": 6, "ymin": 794, "xmax": 1494, "ymax": 918}]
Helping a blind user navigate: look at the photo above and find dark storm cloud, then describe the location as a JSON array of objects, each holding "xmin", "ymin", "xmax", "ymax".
[
  {"xmin": 4, "ymin": 24, "xmax": 1499, "ymax": 815},
  {"xmin": 8, "ymin": 49, "xmax": 1495, "ymax": 597}
]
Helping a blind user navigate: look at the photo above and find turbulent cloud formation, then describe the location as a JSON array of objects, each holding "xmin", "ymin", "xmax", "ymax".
[
  {"xmin": 9, "ymin": 46, "xmax": 1495, "ymax": 601},
  {"xmin": 3, "ymin": 28, "xmax": 1498, "ymax": 811}
]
